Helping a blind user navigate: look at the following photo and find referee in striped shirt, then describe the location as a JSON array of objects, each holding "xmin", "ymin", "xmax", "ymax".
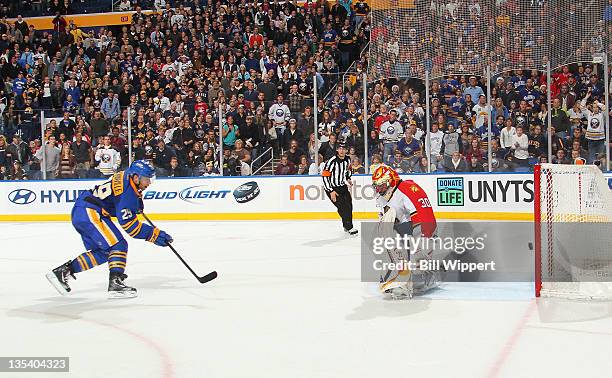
[{"xmin": 322, "ymin": 142, "xmax": 358, "ymax": 235}]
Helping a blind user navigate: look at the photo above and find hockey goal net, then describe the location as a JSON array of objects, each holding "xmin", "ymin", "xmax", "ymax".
[{"xmin": 534, "ymin": 164, "xmax": 612, "ymax": 300}]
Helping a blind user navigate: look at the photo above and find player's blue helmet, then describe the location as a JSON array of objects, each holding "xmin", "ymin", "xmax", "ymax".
[{"xmin": 127, "ymin": 160, "xmax": 155, "ymax": 179}]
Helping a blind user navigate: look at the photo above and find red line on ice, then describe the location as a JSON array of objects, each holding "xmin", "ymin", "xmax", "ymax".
[{"xmin": 486, "ymin": 300, "xmax": 536, "ymax": 378}]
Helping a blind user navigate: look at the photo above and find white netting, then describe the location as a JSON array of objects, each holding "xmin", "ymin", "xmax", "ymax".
[
  {"xmin": 537, "ymin": 163, "xmax": 612, "ymax": 300},
  {"xmin": 368, "ymin": 0, "xmax": 611, "ymax": 80}
]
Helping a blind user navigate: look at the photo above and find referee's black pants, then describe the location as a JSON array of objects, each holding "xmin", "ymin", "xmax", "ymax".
[{"xmin": 326, "ymin": 185, "xmax": 353, "ymax": 231}]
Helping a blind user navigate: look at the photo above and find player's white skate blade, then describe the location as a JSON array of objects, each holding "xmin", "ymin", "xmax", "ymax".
[
  {"xmin": 45, "ymin": 272, "xmax": 70, "ymax": 296},
  {"xmin": 108, "ymin": 290, "xmax": 138, "ymax": 299}
]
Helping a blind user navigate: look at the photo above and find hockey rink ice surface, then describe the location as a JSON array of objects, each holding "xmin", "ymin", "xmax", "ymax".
[{"xmin": 2, "ymin": 220, "xmax": 612, "ymax": 378}]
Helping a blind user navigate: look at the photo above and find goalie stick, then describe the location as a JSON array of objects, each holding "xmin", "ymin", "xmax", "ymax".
[{"xmin": 142, "ymin": 213, "xmax": 218, "ymax": 284}]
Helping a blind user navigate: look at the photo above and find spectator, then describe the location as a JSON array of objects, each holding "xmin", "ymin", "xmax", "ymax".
[
  {"xmin": 414, "ymin": 156, "xmax": 436, "ymax": 173},
  {"xmin": 35, "ymin": 135, "xmax": 61, "ymax": 179},
  {"xmin": 7, "ymin": 134, "xmax": 29, "ymax": 165},
  {"xmin": 296, "ymin": 155, "xmax": 310, "ymax": 175},
  {"xmin": 500, "ymin": 118, "xmax": 517, "ymax": 153},
  {"xmin": 427, "ymin": 122, "xmax": 444, "ymax": 168},
  {"xmin": 220, "ymin": 115, "xmax": 237, "ymax": 149},
  {"xmin": 167, "ymin": 156, "xmax": 188, "ymax": 177},
  {"xmin": 275, "ymin": 154, "xmax": 296, "ymax": 175},
  {"xmin": 90, "ymin": 110, "xmax": 109, "ymax": 144},
  {"xmin": 379, "ymin": 109, "xmax": 402, "ymax": 162},
  {"xmin": 442, "ymin": 151, "xmax": 468, "ymax": 172},
  {"xmin": 369, "ymin": 153, "xmax": 383, "ymax": 173},
  {"xmin": 319, "ymin": 133, "xmax": 339, "ymax": 161},
  {"xmin": 579, "ymin": 91, "xmax": 606, "ymax": 163},
  {"xmin": 94, "ymin": 135, "xmax": 120, "ymax": 178},
  {"xmin": 56, "ymin": 144, "xmax": 76, "ymax": 178},
  {"xmin": 309, "ymin": 153, "xmax": 325, "ymax": 175},
  {"xmin": 152, "ymin": 139, "xmax": 175, "ymax": 176},
  {"xmin": 465, "ymin": 139, "xmax": 485, "ymax": 163},
  {"xmin": 9, "ymin": 160, "xmax": 28, "ymax": 180},
  {"xmin": 70, "ymin": 132, "xmax": 92, "ymax": 178},
  {"xmin": 468, "ymin": 156, "xmax": 485, "ymax": 172},
  {"xmin": 388, "ymin": 149, "xmax": 410, "ymax": 173},
  {"xmin": 510, "ymin": 126, "xmax": 530, "ymax": 168},
  {"xmin": 552, "ymin": 149, "xmax": 570, "ymax": 165},
  {"xmin": 350, "ymin": 156, "xmax": 365, "ymax": 174},
  {"xmin": 286, "ymin": 139, "xmax": 306, "ymax": 166},
  {"xmin": 0, "ymin": 135, "xmax": 12, "ymax": 171},
  {"xmin": 101, "ymin": 90, "xmax": 120, "ymax": 121},
  {"xmin": 118, "ymin": 0, "xmax": 132, "ymax": 11}
]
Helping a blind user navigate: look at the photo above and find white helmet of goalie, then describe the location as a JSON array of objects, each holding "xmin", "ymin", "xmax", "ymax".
[{"xmin": 372, "ymin": 164, "xmax": 401, "ymax": 200}]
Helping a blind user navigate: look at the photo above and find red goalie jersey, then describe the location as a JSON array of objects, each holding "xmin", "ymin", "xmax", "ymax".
[{"xmin": 373, "ymin": 166, "xmax": 436, "ymax": 237}]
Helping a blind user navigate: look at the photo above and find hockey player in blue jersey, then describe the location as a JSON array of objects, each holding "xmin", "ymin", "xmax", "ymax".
[{"xmin": 46, "ymin": 160, "xmax": 173, "ymax": 298}]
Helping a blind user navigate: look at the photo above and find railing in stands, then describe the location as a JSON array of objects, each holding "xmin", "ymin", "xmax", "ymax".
[
  {"xmin": 251, "ymin": 147, "xmax": 274, "ymax": 176},
  {"xmin": 323, "ymin": 41, "xmax": 370, "ymax": 101}
]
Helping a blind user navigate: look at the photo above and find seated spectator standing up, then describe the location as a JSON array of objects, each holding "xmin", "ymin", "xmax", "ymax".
[
  {"xmin": 222, "ymin": 115, "xmax": 238, "ymax": 150},
  {"xmin": 283, "ymin": 119, "xmax": 305, "ymax": 151},
  {"xmin": 441, "ymin": 123, "xmax": 463, "ymax": 167},
  {"xmin": 101, "ymin": 90, "xmax": 120, "ymax": 122},
  {"xmin": 379, "ymin": 110, "xmax": 402, "ymax": 163},
  {"xmin": 35, "ymin": 136, "xmax": 61, "ymax": 179},
  {"xmin": 94, "ymin": 136, "xmax": 121, "ymax": 178},
  {"xmin": 396, "ymin": 129, "xmax": 421, "ymax": 169},
  {"xmin": 70, "ymin": 132, "xmax": 92, "ymax": 178},
  {"xmin": 510, "ymin": 126, "xmax": 530, "ymax": 168},
  {"xmin": 319, "ymin": 133, "xmax": 339, "ymax": 161}
]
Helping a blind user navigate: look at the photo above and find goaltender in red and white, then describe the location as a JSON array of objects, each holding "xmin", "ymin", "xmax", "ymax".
[{"xmin": 372, "ymin": 164, "xmax": 441, "ymax": 300}]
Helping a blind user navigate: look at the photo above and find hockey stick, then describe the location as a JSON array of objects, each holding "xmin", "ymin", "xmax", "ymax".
[{"xmin": 142, "ymin": 213, "xmax": 218, "ymax": 284}]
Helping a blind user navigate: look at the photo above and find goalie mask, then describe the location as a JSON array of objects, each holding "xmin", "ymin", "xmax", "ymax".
[{"xmin": 372, "ymin": 164, "xmax": 400, "ymax": 200}]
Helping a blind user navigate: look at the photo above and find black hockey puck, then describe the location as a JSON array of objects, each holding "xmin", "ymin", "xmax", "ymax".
[{"xmin": 233, "ymin": 181, "xmax": 260, "ymax": 203}]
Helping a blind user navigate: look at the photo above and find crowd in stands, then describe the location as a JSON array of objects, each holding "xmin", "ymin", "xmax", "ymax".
[
  {"xmin": 0, "ymin": 0, "xmax": 609, "ymax": 180},
  {"xmin": 352, "ymin": 66, "xmax": 611, "ymax": 174},
  {"xmin": 0, "ymin": 0, "xmax": 371, "ymax": 179},
  {"xmin": 370, "ymin": 0, "xmax": 611, "ymax": 80}
]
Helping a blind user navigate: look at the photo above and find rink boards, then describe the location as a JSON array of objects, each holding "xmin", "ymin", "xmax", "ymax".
[{"xmin": 1, "ymin": 172, "xmax": 611, "ymax": 222}]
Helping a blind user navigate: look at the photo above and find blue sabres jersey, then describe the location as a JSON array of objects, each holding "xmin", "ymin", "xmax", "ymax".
[{"xmin": 76, "ymin": 171, "xmax": 159, "ymax": 242}]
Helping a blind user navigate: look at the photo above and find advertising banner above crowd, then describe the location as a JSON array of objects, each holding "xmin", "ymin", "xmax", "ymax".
[{"xmin": 1, "ymin": 173, "xmax": 611, "ymax": 222}]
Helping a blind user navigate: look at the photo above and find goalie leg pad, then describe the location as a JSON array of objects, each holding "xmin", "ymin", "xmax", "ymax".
[
  {"xmin": 412, "ymin": 270, "xmax": 442, "ymax": 295},
  {"xmin": 375, "ymin": 206, "xmax": 414, "ymax": 296}
]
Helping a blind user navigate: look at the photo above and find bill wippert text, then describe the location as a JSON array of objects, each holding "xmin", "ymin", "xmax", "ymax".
[{"xmin": 373, "ymin": 259, "xmax": 496, "ymax": 273}]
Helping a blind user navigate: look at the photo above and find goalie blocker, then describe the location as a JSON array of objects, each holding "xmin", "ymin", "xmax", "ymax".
[{"xmin": 372, "ymin": 165, "xmax": 440, "ymax": 300}]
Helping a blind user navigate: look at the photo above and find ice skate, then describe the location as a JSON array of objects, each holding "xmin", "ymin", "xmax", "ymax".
[
  {"xmin": 108, "ymin": 273, "xmax": 138, "ymax": 299},
  {"xmin": 46, "ymin": 260, "xmax": 76, "ymax": 295},
  {"xmin": 344, "ymin": 227, "xmax": 358, "ymax": 236}
]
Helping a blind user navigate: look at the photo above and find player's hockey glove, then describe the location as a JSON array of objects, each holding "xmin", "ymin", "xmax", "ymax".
[{"xmin": 149, "ymin": 228, "xmax": 174, "ymax": 246}]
